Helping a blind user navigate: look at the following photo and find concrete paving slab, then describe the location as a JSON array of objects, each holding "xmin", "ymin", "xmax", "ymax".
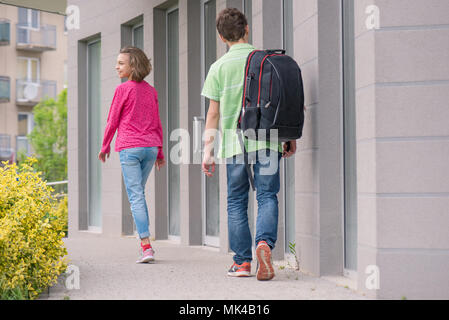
[{"xmin": 40, "ymin": 236, "xmax": 371, "ymax": 300}]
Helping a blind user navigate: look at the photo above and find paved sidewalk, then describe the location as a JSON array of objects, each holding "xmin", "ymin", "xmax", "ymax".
[{"xmin": 40, "ymin": 236, "xmax": 371, "ymax": 300}]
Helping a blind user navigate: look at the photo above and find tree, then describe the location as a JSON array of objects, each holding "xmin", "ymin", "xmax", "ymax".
[{"xmin": 26, "ymin": 89, "xmax": 67, "ymax": 183}]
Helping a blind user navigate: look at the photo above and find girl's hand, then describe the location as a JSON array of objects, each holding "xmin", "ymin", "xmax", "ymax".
[
  {"xmin": 98, "ymin": 151, "xmax": 110, "ymax": 163},
  {"xmin": 155, "ymin": 159, "xmax": 166, "ymax": 171}
]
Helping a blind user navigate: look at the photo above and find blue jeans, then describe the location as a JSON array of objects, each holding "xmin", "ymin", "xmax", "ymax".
[
  {"xmin": 226, "ymin": 149, "xmax": 282, "ymax": 265},
  {"xmin": 119, "ymin": 147, "xmax": 158, "ymax": 239}
]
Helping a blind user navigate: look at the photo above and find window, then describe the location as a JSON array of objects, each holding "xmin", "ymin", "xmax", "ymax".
[
  {"xmin": 201, "ymin": 0, "xmax": 220, "ymax": 246},
  {"xmin": 243, "ymin": 0, "xmax": 252, "ymax": 44},
  {"xmin": 281, "ymin": 0, "xmax": 296, "ymax": 254},
  {"xmin": 17, "ymin": 8, "xmax": 40, "ymax": 45},
  {"xmin": 18, "ymin": 7, "xmax": 40, "ymax": 29},
  {"xmin": 18, "ymin": 113, "xmax": 33, "ymax": 136},
  {"xmin": 0, "ymin": 76, "xmax": 10, "ymax": 102},
  {"xmin": 282, "ymin": 0, "xmax": 294, "ymax": 55},
  {"xmin": 342, "ymin": 0, "xmax": 357, "ymax": 272},
  {"xmin": 17, "ymin": 57, "xmax": 39, "ymax": 81},
  {"xmin": 87, "ymin": 39, "xmax": 102, "ymax": 230},
  {"xmin": 132, "ymin": 24, "xmax": 144, "ymax": 50},
  {"xmin": 167, "ymin": 7, "xmax": 180, "ymax": 238},
  {"xmin": 0, "ymin": 19, "xmax": 10, "ymax": 45},
  {"xmin": 17, "ymin": 113, "xmax": 34, "ymax": 156},
  {"xmin": 16, "ymin": 57, "xmax": 40, "ymax": 102},
  {"xmin": 64, "ymin": 16, "xmax": 68, "ymax": 34},
  {"xmin": 63, "ymin": 61, "xmax": 68, "ymax": 89}
]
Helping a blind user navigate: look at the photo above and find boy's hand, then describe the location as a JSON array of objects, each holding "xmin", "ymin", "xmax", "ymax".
[
  {"xmin": 155, "ymin": 159, "xmax": 166, "ymax": 171},
  {"xmin": 98, "ymin": 151, "xmax": 110, "ymax": 163},
  {"xmin": 202, "ymin": 153, "xmax": 216, "ymax": 178},
  {"xmin": 282, "ymin": 140, "xmax": 297, "ymax": 158}
]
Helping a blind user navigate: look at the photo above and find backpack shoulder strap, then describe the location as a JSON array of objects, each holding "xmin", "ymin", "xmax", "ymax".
[{"xmin": 237, "ymin": 130, "xmax": 256, "ymax": 191}]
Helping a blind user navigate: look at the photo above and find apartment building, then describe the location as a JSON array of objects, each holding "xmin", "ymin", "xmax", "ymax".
[
  {"xmin": 66, "ymin": 0, "xmax": 449, "ymax": 299},
  {"xmin": 0, "ymin": 3, "xmax": 67, "ymax": 162}
]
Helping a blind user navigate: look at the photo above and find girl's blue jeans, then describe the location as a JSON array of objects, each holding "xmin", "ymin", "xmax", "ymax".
[{"xmin": 119, "ymin": 147, "xmax": 158, "ymax": 239}]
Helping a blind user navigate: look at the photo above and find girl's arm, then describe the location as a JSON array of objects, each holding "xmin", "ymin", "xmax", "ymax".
[
  {"xmin": 154, "ymin": 90, "xmax": 165, "ymax": 161},
  {"xmin": 101, "ymin": 86, "xmax": 127, "ymax": 154}
]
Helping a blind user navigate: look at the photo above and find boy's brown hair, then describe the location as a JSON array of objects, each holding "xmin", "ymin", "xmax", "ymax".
[
  {"xmin": 216, "ymin": 8, "xmax": 248, "ymax": 42},
  {"xmin": 120, "ymin": 46, "xmax": 152, "ymax": 82}
]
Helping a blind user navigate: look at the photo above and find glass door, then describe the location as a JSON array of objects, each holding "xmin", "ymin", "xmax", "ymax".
[
  {"xmin": 201, "ymin": 0, "xmax": 220, "ymax": 247},
  {"xmin": 87, "ymin": 39, "xmax": 102, "ymax": 230},
  {"xmin": 16, "ymin": 57, "xmax": 39, "ymax": 102},
  {"xmin": 242, "ymin": 0, "xmax": 252, "ymax": 44},
  {"xmin": 17, "ymin": 8, "xmax": 39, "ymax": 44},
  {"xmin": 282, "ymin": 0, "xmax": 296, "ymax": 254},
  {"xmin": 167, "ymin": 7, "xmax": 181, "ymax": 239},
  {"xmin": 342, "ymin": 0, "xmax": 357, "ymax": 273},
  {"xmin": 241, "ymin": 0, "xmax": 255, "ymax": 238},
  {"xmin": 17, "ymin": 113, "xmax": 33, "ymax": 156},
  {"xmin": 132, "ymin": 22, "xmax": 144, "ymax": 235}
]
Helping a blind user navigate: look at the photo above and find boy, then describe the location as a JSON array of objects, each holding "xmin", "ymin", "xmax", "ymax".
[{"xmin": 201, "ymin": 8, "xmax": 296, "ymax": 281}]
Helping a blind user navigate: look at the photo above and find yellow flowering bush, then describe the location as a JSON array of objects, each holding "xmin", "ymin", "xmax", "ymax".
[
  {"xmin": 0, "ymin": 158, "xmax": 68, "ymax": 300},
  {"xmin": 55, "ymin": 196, "xmax": 68, "ymax": 237}
]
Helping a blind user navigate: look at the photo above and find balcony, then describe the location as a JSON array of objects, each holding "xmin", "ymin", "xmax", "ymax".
[
  {"xmin": 0, "ymin": 134, "xmax": 15, "ymax": 164},
  {"xmin": 0, "ymin": 19, "xmax": 10, "ymax": 45},
  {"xmin": 16, "ymin": 135, "xmax": 31, "ymax": 157},
  {"xmin": 16, "ymin": 23, "xmax": 56, "ymax": 51},
  {"xmin": 0, "ymin": 76, "xmax": 10, "ymax": 102},
  {"xmin": 16, "ymin": 79, "xmax": 57, "ymax": 106}
]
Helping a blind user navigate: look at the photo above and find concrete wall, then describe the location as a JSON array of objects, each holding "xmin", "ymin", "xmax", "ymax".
[
  {"xmin": 354, "ymin": 0, "xmax": 449, "ymax": 299},
  {"xmin": 292, "ymin": 0, "xmax": 321, "ymax": 276}
]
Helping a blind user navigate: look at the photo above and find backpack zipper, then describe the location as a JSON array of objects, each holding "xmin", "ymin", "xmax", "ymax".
[{"xmin": 257, "ymin": 54, "xmax": 283, "ymax": 107}]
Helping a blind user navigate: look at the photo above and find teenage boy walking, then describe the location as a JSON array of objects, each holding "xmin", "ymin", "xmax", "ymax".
[{"xmin": 201, "ymin": 8, "xmax": 296, "ymax": 281}]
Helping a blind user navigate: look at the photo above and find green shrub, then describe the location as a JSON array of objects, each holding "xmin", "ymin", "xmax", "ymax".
[{"xmin": 0, "ymin": 158, "xmax": 68, "ymax": 300}]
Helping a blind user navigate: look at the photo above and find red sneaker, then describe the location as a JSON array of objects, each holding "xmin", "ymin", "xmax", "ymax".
[
  {"xmin": 227, "ymin": 262, "xmax": 251, "ymax": 277},
  {"xmin": 256, "ymin": 241, "xmax": 275, "ymax": 281}
]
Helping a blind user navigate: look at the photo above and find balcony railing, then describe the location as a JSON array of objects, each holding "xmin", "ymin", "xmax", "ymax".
[
  {"xmin": 0, "ymin": 19, "xmax": 10, "ymax": 45},
  {"xmin": 0, "ymin": 134, "xmax": 15, "ymax": 164},
  {"xmin": 47, "ymin": 180, "xmax": 68, "ymax": 199},
  {"xmin": 0, "ymin": 76, "xmax": 10, "ymax": 102},
  {"xmin": 16, "ymin": 23, "xmax": 56, "ymax": 51},
  {"xmin": 16, "ymin": 135, "xmax": 30, "ymax": 157},
  {"xmin": 16, "ymin": 79, "xmax": 57, "ymax": 106}
]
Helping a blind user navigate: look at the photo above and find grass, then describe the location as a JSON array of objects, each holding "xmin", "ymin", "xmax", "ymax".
[
  {"xmin": 0, "ymin": 283, "xmax": 29, "ymax": 300},
  {"xmin": 288, "ymin": 242, "xmax": 300, "ymax": 271}
]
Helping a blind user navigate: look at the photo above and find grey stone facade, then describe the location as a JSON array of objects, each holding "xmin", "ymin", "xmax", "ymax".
[{"xmin": 67, "ymin": 0, "xmax": 449, "ymax": 299}]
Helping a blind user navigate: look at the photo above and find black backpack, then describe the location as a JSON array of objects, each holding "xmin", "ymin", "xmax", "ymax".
[{"xmin": 237, "ymin": 49, "xmax": 305, "ymax": 190}]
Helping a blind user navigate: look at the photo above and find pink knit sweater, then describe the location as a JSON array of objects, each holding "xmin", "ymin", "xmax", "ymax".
[{"xmin": 101, "ymin": 80, "xmax": 164, "ymax": 160}]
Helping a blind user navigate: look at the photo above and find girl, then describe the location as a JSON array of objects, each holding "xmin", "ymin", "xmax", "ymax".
[{"xmin": 98, "ymin": 46, "xmax": 165, "ymax": 264}]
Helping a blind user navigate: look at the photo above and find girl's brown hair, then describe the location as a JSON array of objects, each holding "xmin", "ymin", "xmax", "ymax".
[{"xmin": 120, "ymin": 46, "xmax": 152, "ymax": 82}]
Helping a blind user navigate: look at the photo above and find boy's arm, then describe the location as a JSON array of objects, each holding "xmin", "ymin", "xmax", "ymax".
[
  {"xmin": 204, "ymin": 99, "xmax": 220, "ymax": 157},
  {"xmin": 202, "ymin": 99, "xmax": 220, "ymax": 177}
]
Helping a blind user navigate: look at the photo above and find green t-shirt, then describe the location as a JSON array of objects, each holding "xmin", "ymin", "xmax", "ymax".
[{"xmin": 201, "ymin": 43, "xmax": 283, "ymax": 159}]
